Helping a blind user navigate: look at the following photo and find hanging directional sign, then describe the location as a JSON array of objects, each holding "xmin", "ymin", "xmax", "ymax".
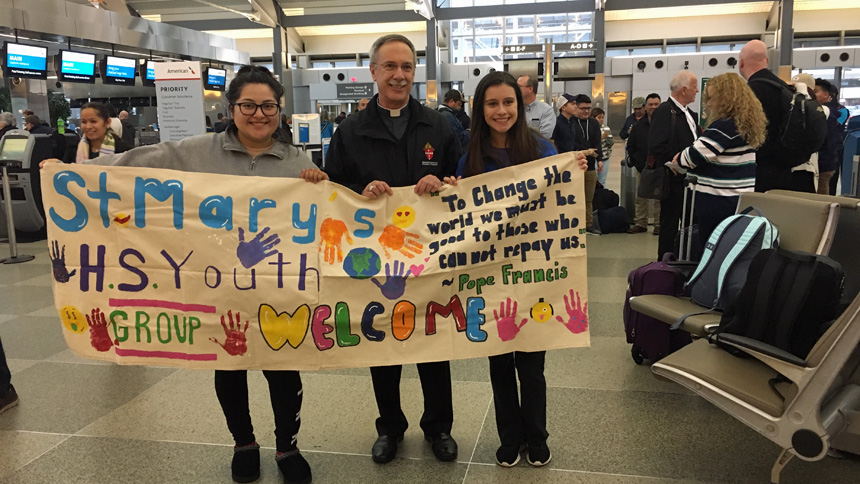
[
  {"xmin": 503, "ymin": 42, "xmax": 596, "ymax": 55},
  {"xmin": 503, "ymin": 44, "xmax": 545, "ymax": 54},
  {"xmin": 555, "ymin": 42, "xmax": 596, "ymax": 51}
]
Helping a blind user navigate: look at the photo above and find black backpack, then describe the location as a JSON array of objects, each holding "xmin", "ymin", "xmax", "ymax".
[
  {"xmin": 712, "ymin": 248, "xmax": 844, "ymax": 359},
  {"xmin": 750, "ymin": 78, "xmax": 828, "ymax": 168}
]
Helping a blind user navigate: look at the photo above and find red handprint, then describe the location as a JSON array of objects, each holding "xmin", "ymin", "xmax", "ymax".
[
  {"xmin": 319, "ymin": 218, "xmax": 354, "ymax": 264},
  {"xmin": 556, "ymin": 290, "xmax": 588, "ymax": 334},
  {"xmin": 493, "ymin": 298, "xmax": 527, "ymax": 342},
  {"xmin": 378, "ymin": 225, "xmax": 423, "ymax": 259},
  {"xmin": 210, "ymin": 310, "xmax": 249, "ymax": 356},
  {"xmin": 86, "ymin": 308, "xmax": 115, "ymax": 352}
]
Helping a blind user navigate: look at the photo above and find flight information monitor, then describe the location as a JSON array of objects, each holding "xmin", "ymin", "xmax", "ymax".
[
  {"xmin": 59, "ymin": 50, "xmax": 96, "ymax": 83},
  {"xmin": 204, "ymin": 67, "xmax": 226, "ymax": 91},
  {"xmin": 103, "ymin": 55, "xmax": 136, "ymax": 86},
  {"xmin": 4, "ymin": 42, "xmax": 47, "ymax": 79}
]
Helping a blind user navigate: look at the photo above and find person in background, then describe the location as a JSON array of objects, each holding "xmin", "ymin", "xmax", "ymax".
[
  {"xmin": 118, "ymin": 110, "xmax": 135, "ymax": 147},
  {"xmin": 570, "ymin": 94, "xmax": 603, "ymax": 235},
  {"xmin": 551, "ymin": 93, "xmax": 578, "ymax": 154},
  {"xmin": 620, "ymin": 97, "xmax": 646, "ymax": 142},
  {"xmin": 325, "ymin": 34, "xmax": 461, "ymax": 466},
  {"xmin": 516, "ymin": 74, "xmax": 555, "ymax": 139},
  {"xmin": 357, "ymin": 97, "xmax": 370, "ymax": 111},
  {"xmin": 814, "ymin": 78, "xmax": 850, "ymax": 195},
  {"xmin": 591, "ymin": 107, "xmax": 613, "ymax": 187},
  {"xmin": 669, "ymin": 72, "xmax": 765, "ymax": 251},
  {"xmin": 320, "ymin": 110, "xmax": 334, "ymax": 139},
  {"xmin": 0, "ymin": 112, "xmax": 17, "ymax": 139},
  {"xmin": 75, "ymin": 102, "xmax": 132, "ymax": 161},
  {"xmin": 280, "ymin": 113, "xmax": 293, "ymax": 141},
  {"xmin": 455, "ymin": 93, "xmax": 471, "ymax": 131},
  {"xmin": 205, "ymin": 115, "xmax": 214, "ymax": 133},
  {"xmin": 0, "ymin": 339, "xmax": 17, "ymax": 415},
  {"xmin": 334, "ymin": 111, "xmax": 347, "ymax": 124},
  {"xmin": 214, "ymin": 113, "xmax": 229, "ymax": 133},
  {"xmin": 648, "ymin": 70, "xmax": 700, "ymax": 260},
  {"xmin": 444, "ymin": 71, "xmax": 586, "ymax": 470},
  {"xmin": 787, "ymin": 73, "xmax": 821, "ymax": 192},
  {"xmin": 44, "ymin": 65, "xmax": 322, "ymax": 484},
  {"xmin": 438, "ymin": 89, "xmax": 470, "ymax": 152},
  {"xmin": 626, "ymin": 93, "xmax": 662, "ymax": 235},
  {"xmin": 24, "ymin": 115, "xmax": 53, "ymax": 134}
]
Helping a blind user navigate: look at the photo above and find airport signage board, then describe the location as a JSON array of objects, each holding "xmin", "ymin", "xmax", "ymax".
[
  {"xmin": 503, "ymin": 42, "xmax": 596, "ymax": 55},
  {"xmin": 154, "ymin": 61, "xmax": 206, "ymax": 142},
  {"xmin": 103, "ymin": 56, "xmax": 137, "ymax": 86},
  {"xmin": 59, "ymin": 50, "xmax": 96, "ymax": 83},
  {"xmin": 5, "ymin": 43, "xmax": 47, "ymax": 79},
  {"xmin": 205, "ymin": 68, "xmax": 226, "ymax": 91},
  {"xmin": 336, "ymin": 83, "xmax": 374, "ymax": 99}
]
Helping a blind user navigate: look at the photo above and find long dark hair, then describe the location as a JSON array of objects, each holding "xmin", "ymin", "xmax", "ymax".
[
  {"xmin": 464, "ymin": 71, "xmax": 541, "ymax": 177},
  {"xmin": 225, "ymin": 65, "xmax": 292, "ymax": 145}
]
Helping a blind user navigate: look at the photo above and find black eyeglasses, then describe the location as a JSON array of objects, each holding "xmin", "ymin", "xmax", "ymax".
[{"xmin": 234, "ymin": 102, "xmax": 280, "ymax": 116}]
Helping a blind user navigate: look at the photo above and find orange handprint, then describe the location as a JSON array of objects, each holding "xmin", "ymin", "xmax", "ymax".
[
  {"xmin": 379, "ymin": 205, "xmax": 424, "ymax": 259},
  {"xmin": 319, "ymin": 217, "xmax": 354, "ymax": 264},
  {"xmin": 378, "ymin": 225, "xmax": 423, "ymax": 259}
]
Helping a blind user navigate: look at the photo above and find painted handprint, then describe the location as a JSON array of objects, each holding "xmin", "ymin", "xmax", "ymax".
[
  {"xmin": 371, "ymin": 261, "xmax": 412, "ymax": 300},
  {"xmin": 86, "ymin": 308, "xmax": 114, "ymax": 352},
  {"xmin": 378, "ymin": 205, "xmax": 424, "ymax": 259},
  {"xmin": 210, "ymin": 310, "xmax": 249, "ymax": 356},
  {"xmin": 237, "ymin": 226, "xmax": 281, "ymax": 268},
  {"xmin": 319, "ymin": 217, "xmax": 354, "ymax": 264},
  {"xmin": 493, "ymin": 298, "xmax": 527, "ymax": 342},
  {"xmin": 50, "ymin": 240, "xmax": 77, "ymax": 283},
  {"xmin": 556, "ymin": 290, "xmax": 588, "ymax": 334}
]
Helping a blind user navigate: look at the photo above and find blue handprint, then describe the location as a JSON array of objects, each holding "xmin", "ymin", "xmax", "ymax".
[
  {"xmin": 371, "ymin": 260, "xmax": 412, "ymax": 300},
  {"xmin": 51, "ymin": 240, "xmax": 77, "ymax": 283},
  {"xmin": 236, "ymin": 226, "xmax": 281, "ymax": 268}
]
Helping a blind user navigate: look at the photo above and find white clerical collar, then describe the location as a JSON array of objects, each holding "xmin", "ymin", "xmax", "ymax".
[{"xmin": 377, "ymin": 99, "xmax": 409, "ymax": 117}]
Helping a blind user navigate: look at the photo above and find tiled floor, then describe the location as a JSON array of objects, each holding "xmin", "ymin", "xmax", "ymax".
[{"xmin": 2, "ymin": 152, "xmax": 860, "ymax": 484}]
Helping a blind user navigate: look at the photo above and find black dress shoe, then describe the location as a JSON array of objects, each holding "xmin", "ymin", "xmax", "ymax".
[
  {"xmin": 371, "ymin": 435, "xmax": 402, "ymax": 464},
  {"xmin": 425, "ymin": 433, "xmax": 458, "ymax": 462}
]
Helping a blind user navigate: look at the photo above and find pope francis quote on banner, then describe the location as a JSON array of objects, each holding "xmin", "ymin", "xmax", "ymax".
[{"xmin": 41, "ymin": 152, "xmax": 589, "ymax": 370}]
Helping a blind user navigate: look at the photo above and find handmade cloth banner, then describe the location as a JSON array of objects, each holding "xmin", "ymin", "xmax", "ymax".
[{"xmin": 41, "ymin": 153, "xmax": 589, "ymax": 370}]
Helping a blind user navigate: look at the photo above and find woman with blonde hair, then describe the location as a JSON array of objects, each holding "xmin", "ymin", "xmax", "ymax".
[{"xmin": 669, "ymin": 72, "xmax": 766, "ymax": 248}]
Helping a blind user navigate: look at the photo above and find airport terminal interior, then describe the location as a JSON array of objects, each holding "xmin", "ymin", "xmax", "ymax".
[{"xmin": 2, "ymin": 0, "xmax": 860, "ymax": 483}]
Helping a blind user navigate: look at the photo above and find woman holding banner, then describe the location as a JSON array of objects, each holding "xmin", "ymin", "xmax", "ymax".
[
  {"xmin": 43, "ymin": 65, "xmax": 324, "ymax": 484},
  {"xmin": 444, "ymin": 71, "xmax": 586, "ymax": 468},
  {"xmin": 75, "ymin": 102, "xmax": 132, "ymax": 162}
]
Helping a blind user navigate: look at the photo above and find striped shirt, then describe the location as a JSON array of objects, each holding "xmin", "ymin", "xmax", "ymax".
[{"xmin": 678, "ymin": 117, "xmax": 757, "ymax": 197}]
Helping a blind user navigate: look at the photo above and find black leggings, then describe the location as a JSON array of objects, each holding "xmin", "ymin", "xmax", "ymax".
[
  {"xmin": 214, "ymin": 370, "xmax": 303, "ymax": 451},
  {"xmin": 489, "ymin": 351, "xmax": 548, "ymax": 447}
]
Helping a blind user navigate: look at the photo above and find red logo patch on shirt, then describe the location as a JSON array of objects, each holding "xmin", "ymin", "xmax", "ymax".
[{"xmin": 424, "ymin": 142, "xmax": 434, "ymax": 161}]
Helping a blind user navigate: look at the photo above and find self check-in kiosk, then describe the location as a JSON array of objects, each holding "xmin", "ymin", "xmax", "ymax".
[{"xmin": 0, "ymin": 130, "xmax": 54, "ymax": 236}]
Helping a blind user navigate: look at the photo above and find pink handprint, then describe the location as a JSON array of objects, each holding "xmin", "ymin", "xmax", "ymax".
[
  {"xmin": 556, "ymin": 290, "xmax": 588, "ymax": 334},
  {"xmin": 86, "ymin": 308, "xmax": 115, "ymax": 352},
  {"xmin": 493, "ymin": 298, "xmax": 527, "ymax": 342},
  {"xmin": 209, "ymin": 310, "xmax": 249, "ymax": 356}
]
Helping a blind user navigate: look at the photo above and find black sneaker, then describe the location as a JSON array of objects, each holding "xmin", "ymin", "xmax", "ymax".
[
  {"xmin": 495, "ymin": 445, "xmax": 521, "ymax": 467},
  {"xmin": 231, "ymin": 443, "xmax": 260, "ymax": 483},
  {"xmin": 0, "ymin": 385, "xmax": 19, "ymax": 416},
  {"xmin": 276, "ymin": 449, "xmax": 312, "ymax": 484},
  {"xmin": 527, "ymin": 442, "xmax": 552, "ymax": 467}
]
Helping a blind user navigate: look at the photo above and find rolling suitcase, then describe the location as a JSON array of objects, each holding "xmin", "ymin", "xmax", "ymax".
[
  {"xmin": 673, "ymin": 175, "xmax": 702, "ymax": 264},
  {"xmin": 623, "ymin": 253, "xmax": 692, "ymax": 364}
]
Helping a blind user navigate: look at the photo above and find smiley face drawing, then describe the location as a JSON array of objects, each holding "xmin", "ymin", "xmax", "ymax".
[
  {"xmin": 530, "ymin": 298, "xmax": 554, "ymax": 323},
  {"xmin": 59, "ymin": 305, "xmax": 88, "ymax": 333},
  {"xmin": 392, "ymin": 206, "xmax": 416, "ymax": 228},
  {"xmin": 113, "ymin": 212, "xmax": 131, "ymax": 227}
]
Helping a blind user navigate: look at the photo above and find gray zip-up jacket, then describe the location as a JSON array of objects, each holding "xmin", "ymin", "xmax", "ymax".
[{"xmin": 87, "ymin": 128, "xmax": 315, "ymax": 177}]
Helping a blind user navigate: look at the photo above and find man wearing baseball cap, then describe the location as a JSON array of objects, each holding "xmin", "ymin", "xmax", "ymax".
[
  {"xmin": 551, "ymin": 93, "xmax": 579, "ymax": 154},
  {"xmin": 620, "ymin": 97, "xmax": 646, "ymax": 142}
]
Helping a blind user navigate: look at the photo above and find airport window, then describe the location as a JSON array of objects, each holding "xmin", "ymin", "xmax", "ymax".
[
  {"xmin": 606, "ymin": 48, "xmax": 629, "ymax": 57},
  {"xmin": 334, "ymin": 61, "xmax": 358, "ymax": 68},
  {"xmin": 631, "ymin": 47, "xmax": 663, "ymax": 56},
  {"xmin": 845, "ymin": 37, "xmax": 860, "ymax": 46},
  {"xmin": 700, "ymin": 43, "xmax": 735, "ymax": 52},
  {"xmin": 312, "ymin": 61, "xmax": 333, "ymax": 69},
  {"xmin": 449, "ymin": 12, "xmax": 593, "ymax": 64},
  {"xmin": 666, "ymin": 45, "xmax": 697, "ymax": 54},
  {"xmin": 793, "ymin": 39, "xmax": 839, "ymax": 48}
]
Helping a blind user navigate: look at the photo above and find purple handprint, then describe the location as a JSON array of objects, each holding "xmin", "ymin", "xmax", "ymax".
[
  {"xmin": 371, "ymin": 260, "xmax": 412, "ymax": 300},
  {"xmin": 493, "ymin": 298, "xmax": 527, "ymax": 342},
  {"xmin": 556, "ymin": 290, "xmax": 588, "ymax": 334},
  {"xmin": 236, "ymin": 226, "xmax": 281, "ymax": 268},
  {"xmin": 51, "ymin": 241, "xmax": 77, "ymax": 283}
]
